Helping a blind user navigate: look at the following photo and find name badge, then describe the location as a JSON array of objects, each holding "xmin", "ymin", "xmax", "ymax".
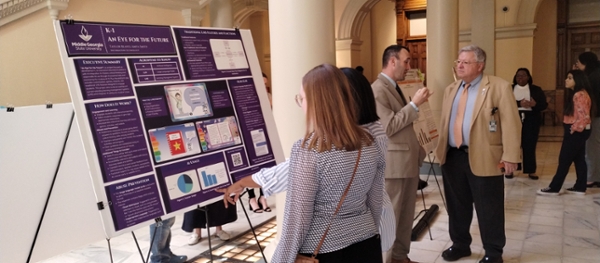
[{"xmin": 489, "ymin": 120, "xmax": 497, "ymax": 132}]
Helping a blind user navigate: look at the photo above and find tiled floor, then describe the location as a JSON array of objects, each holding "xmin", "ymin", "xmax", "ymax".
[
  {"xmin": 39, "ymin": 133, "xmax": 600, "ymax": 263},
  {"xmin": 408, "ymin": 139, "xmax": 600, "ymax": 263},
  {"xmin": 191, "ymin": 220, "xmax": 276, "ymax": 263}
]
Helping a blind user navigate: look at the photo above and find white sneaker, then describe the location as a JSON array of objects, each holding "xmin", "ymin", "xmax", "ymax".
[
  {"xmin": 187, "ymin": 233, "xmax": 201, "ymax": 245},
  {"xmin": 215, "ymin": 230, "xmax": 231, "ymax": 241},
  {"xmin": 565, "ymin": 187, "xmax": 586, "ymax": 195},
  {"xmin": 537, "ymin": 187, "xmax": 560, "ymax": 196}
]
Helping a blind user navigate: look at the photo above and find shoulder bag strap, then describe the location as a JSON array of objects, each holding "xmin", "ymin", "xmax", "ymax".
[{"xmin": 310, "ymin": 148, "xmax": 362, "ymax": 258}]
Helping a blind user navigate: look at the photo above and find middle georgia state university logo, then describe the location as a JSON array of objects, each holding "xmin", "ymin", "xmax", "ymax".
[{"xmin": 79, "ymin": 26, "xmax": 92, "ymax": 41}]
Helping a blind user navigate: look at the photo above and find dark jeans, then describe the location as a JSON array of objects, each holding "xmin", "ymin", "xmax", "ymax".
[
  {"xmin": 521, "ymin": 111, "xmax": 541, "ymax": 173},
  {"xmin": 299, "ymin": 235, "xmax": 382, "ymax": 263},
  {"xmin": 549, "ymin": 124, "xmax": 591, "ymax": 191},
  {"xmin": 442, "ymin": 148, "xmax": 505, "ymax": 258}
]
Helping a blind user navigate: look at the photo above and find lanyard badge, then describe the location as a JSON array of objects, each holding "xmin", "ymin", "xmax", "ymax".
[{"xmin": 489, "ymin": 107, "xmax": 498, "ymax": 132}]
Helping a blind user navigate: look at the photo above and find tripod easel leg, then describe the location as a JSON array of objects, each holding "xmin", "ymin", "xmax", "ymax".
[
  {"xmin": 106, "ymin": 238, "xmax": 114, "ymax": 263},
  {"xmin": 239, "ymin": 190, "xmax": 268, "ymax": 262},
  {"xmin": 200, "ymin": 207, "xmax": 214, "ymax": 262},
  {"xmin": 426, "ymin": 153, "xmax": 447, "ymax": 210},
  {"xmin": 26, "ymin": 112, "xmax": 75, "ymax": 263},
  {"xmin": 130, "ymin": 231, "xmax": 144, "ymax": 263}
]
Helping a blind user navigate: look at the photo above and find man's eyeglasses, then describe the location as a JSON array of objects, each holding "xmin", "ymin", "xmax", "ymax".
[
  {"xmin": 454, "ymin": 60, "xmax": 480, "ymax": 66},
  {"xmin": 294, "ymin": 94, "xmax": 304, "ymax": 107}
]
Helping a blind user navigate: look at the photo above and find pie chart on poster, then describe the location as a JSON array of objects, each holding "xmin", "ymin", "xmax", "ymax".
[{"xmin": 177, "ymin": 174, "xmax": 194, "ymax": 193}]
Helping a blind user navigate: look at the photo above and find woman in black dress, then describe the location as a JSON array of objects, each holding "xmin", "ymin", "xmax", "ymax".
[{"xmin": 505, "ymin": 68, "xmax": 547, "ymax": 180}]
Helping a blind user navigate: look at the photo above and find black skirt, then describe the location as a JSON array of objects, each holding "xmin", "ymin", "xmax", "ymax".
[{"xmin": 181, "ymin": 201, "xmax": 237, "ymax": 232}]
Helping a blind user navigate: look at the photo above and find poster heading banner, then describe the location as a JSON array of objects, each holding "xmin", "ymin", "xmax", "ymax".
[{"xmin": 61, "ymin": 22, "xmax": 176, "ymax": 56}]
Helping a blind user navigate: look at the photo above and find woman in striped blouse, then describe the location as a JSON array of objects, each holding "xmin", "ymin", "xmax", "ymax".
[
  {"xmin": 218, "ymin": 67, "xmax": 394, "ymax": 257},
  {"xmin": 538, "ymin": 70, "xmax": 593, "ymax": 195},
  {"xmin": 271, "ymin": 64, "xmax": 385, "ymax": 262}
]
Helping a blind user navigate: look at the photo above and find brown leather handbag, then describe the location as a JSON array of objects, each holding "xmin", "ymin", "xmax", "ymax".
[{"xmin": 295, "ymin": 149, "xmax": 362, "ymax": 263}]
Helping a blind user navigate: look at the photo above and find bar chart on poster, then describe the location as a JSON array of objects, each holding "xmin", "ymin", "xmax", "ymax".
[
  {"xmin": 54, "ymin": 20, "xmax": 285, "ymax": 237},
  {"xmin": 198, "ymin": 162, "xmax": 229, "ymax": 189}
]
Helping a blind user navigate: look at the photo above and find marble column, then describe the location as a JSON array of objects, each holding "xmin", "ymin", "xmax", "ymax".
[
  {"xmin": 209, "ymin": 0, "xmax": 233, "ymax": 28},
  {"xmin": 471, "ymin": 0, "xmax": 495, "ymax": 75},
  {"xmin": 264, "ymin": 0, "xmax": 336, "ymax": 259},
  {"xmin": 426, "ymin": 0, "xmax": 458, "ymax": 129},
  {"xmin": 335, "ymin": 38, "xmax": 363, "ymax": 68}
]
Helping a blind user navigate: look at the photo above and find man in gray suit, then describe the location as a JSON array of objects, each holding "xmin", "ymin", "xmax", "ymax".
[{"xmin": 372, "ymin": 45, "xmax": 431, "ymax": 263}]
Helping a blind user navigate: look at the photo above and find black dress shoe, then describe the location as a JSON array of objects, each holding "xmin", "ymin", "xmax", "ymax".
[
  {"xmin": 417, "ymin": 179, "xmax": 428, "ymax": 190},
  {"xmin": 441, "ymin": 247, "xmax": 471, "ymax": 261},
  {"xmin": 528, "ymin": 174, "xmax": 539, "ymax": 180},
  {"xmin": 479, "ymin": 256, "xmax": 503, "ymax": 263}
]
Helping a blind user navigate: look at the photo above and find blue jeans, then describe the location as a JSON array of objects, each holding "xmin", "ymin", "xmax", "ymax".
[{"xmin": 149, "ymin": 217, "xmax": 185, "ymax": 263}]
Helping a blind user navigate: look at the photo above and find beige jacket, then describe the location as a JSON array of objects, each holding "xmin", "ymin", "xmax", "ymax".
[
  {"xmin": 435, "ymin": 75, "xmax": 522, "ymax": 176},
  {"xmin": 372, "ymin": 73, "xmax": 425, "ymax": 179}
]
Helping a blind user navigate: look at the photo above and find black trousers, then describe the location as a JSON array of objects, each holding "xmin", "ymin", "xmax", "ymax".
[
  {"xmin": 549, "ymin": 124, "xmax": 591, "ymax": 191},
  {"xmin": 246, "ymin": 188, "xmax": 264, "ymax": 199},
  {"xmin": 521, "ymin": 111, "xmax": 542, "ymax": 173},
  {"xmin": 442, "ymin": 148, "xmax": 505, "ymax": 258},
  {"xmin": 299, "ymin": 235, "xmax": 382, "ymax": 263}
]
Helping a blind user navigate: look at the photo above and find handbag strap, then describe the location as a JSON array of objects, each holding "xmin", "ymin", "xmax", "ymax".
[{"xmin": 310, "ymin": 148, "xmax": 362, "ymax": 258}]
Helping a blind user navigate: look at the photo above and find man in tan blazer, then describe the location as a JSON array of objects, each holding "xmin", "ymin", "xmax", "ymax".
[
  {"xmin": 372, "ymin": 45, "xmax": 431, "ymax": 263},
  {"xmin": 434, "ymin": 45, "xmax": 521, "ymax": 263}
]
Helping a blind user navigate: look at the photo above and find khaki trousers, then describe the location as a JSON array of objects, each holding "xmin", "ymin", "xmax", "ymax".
[{"xmin": 385, "ymin": 177, "xmax": 419, "ymax": 261}]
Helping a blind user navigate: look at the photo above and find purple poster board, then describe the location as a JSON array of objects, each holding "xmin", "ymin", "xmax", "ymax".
[{"xmin": 55, "ymin": 20, "xmax": 281, "ymax": 236}]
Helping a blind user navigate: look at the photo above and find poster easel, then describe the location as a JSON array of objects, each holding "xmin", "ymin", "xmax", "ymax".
[
  {"xmin": 53, "ymin": 19, "xmax": 285, "ymax": 238},
  {"xmin": 0, "ymin": 104, "xmax": 105, "ymax": 263}
]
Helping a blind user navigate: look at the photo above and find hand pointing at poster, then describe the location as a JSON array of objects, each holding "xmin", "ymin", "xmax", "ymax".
[
  {"xmin": 216, "ymin": 176, "xmax": 261, "ymax": 208},
  {"xmin": 411, "ymin": 87, "xmax": 433, "ymax": 106}
]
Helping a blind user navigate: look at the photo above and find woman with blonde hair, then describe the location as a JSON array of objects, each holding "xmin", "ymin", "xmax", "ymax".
[{"xmin": 271, "ymin": 64, "xmax": 385, "ymax": 263}]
